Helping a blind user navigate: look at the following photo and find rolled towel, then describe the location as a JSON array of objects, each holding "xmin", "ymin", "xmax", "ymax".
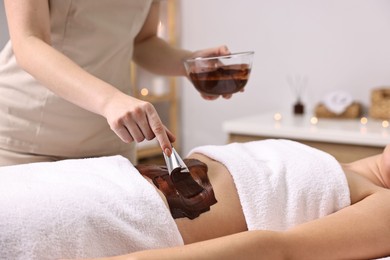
[
  {"xmin": 0, "ymin": 155, "xmax": 183, "ymax": 260},
  {"xmin": 189, "ymin": 139, "xmax": 350, "ymax": 231},
  {"xmin": 322, "ymin": 90, "xmax": 353, "ymax": 115}
]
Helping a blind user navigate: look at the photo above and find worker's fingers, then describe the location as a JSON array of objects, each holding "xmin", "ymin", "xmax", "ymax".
[
  {"xmin": 164, "ymin": 125, "xmax": 176, "ymax": 143},
  {"xmin": 129, "ymin": 109, "xmax": 155, "ymax": 141},
  {"xmin": 145, "ymin": 104, "xmax": 174, "ymax": 156},
  {"xmin": 201, "ymin": 93, "xmax": 219, "ymax": 100},
  {"xmin": 222, "ymin": 94, "xmax": 233, "ymax": 99},
  {"xmin": 113, "ymin": 126, "xmax": 134, "ymax": 143},
  {"xmin": 124, "ymin": 120, "xmax": 145, "ymax": 143},
  {"xmin": 191, "ymin": 45, "xmax": 230, "ymax": 59}
]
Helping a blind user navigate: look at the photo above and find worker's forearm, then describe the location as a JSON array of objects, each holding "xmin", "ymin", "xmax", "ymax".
[{"xmin": 133, "ymin": 36, "xmax": 192, "ymax": 77}]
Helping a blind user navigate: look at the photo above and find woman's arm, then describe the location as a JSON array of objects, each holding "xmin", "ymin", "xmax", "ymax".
[
  {"xmin": 83, "ymin": 230, "xmax": 285, "ymax": 260},
  {"xmin": 4, "ymin": 0, "xmax": 174, "ymax": 155},
  {"xmin": 281, "ymin": 171, "xmax": 390, "ymax": 260},
  {"xmin": 342, "ymin": 145, "xmax": 390, "ymax": 189}
]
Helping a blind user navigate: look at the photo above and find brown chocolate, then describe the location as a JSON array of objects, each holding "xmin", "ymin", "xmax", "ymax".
[
  {"xmin": 188, "ymin": 64, "xmax": 251, "ymax": 95},
  {"xmin": 135, "ymin": 158, "xmax": 218, "ymax": 219},
  {"xmin": 170, "ymin": 167, "xmax": 204, "ymax": 198}
]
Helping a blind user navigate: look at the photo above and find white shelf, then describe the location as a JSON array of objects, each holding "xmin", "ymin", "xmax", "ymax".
[{"xmin": 223, "ymin": 112, "xmax": 390, "ymax": 147}]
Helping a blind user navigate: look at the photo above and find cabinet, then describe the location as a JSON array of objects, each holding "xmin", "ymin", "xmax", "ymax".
[
  {"xmin": 223, "ymin": 112, "xmax": 390, "ymax": 163},
  {"xmin": 131, "ymin": 0, "xmax": 180, "ymax": 161}
]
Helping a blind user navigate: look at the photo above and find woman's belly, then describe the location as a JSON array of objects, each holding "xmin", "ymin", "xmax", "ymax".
[
  {"xmin": 142, "ymin": 153, "xmax": 247, "ymax": 244},
  {"xmin": 172, "ymin": 153, "xmax": 247, "ymax": 244}
]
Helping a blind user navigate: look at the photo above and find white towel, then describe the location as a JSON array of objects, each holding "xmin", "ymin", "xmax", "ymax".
[
  {"xmin": 322, "ymin": 90, "xmax": 353, "ymax": 115},
  {"xmin": 189, "ymin": 139, "xmax": 350, "ymax": 231},
  {"xmin": 0, "ymin": 155, "xmax": 183, "ymax": 260}
]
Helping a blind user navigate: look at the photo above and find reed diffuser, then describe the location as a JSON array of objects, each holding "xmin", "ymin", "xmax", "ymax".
[{"xmin": 286, "ymin": 74, "xmax": 307, "ymax": 115}]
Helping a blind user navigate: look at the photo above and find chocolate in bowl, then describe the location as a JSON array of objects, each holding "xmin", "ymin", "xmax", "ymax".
[{"xmin": 184, "ymin": 51, "xmax": 254, "ymax": 96}]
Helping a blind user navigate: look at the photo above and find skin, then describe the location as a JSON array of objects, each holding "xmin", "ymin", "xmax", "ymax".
[
  {"xmin": 3, "ymin": 0, "xmax": 233, "ymax": 157},
  {"xmin": 82, "ymin": 145, "xmax": 390, "ymax": 260}
]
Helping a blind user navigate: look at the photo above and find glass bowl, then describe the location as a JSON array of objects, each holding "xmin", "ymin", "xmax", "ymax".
[{"xmin": 183, "ymin": 51, "xmax": 254, "ymax": 96}]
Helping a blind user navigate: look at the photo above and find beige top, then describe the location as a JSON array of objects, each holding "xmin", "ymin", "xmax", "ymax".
[{"xmin": 0, "ymin": 0, "xmax": 154, "ymax": 159}]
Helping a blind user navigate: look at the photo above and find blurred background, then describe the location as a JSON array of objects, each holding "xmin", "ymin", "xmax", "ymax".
[{"xmin": 179, "ymin": 0, "xmax": 390, "ymax": 154}]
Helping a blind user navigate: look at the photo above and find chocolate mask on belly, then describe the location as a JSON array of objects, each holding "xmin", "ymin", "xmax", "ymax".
[{"xmin": 136, "ymin": 158, "xmax": 218, "ymax": 219}]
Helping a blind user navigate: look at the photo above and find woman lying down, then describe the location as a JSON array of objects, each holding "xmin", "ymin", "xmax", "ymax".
[{"xmin": 1, "ymin": 139, "xmax": 390, "ymax": 260}]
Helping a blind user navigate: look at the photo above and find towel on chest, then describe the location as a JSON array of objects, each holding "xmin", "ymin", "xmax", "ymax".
[
  {"xmin": 189, "ymin": 139, "xmax": 350, "ymax": 231},
  {"xmin": 0, "ymin": 155, "xmax": 183, "ymax": 260}
]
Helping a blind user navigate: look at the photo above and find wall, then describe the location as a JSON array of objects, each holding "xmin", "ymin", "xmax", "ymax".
[
  {"xmin": 0, "ymin": 3, "xmax": 9, "ymax": 49},
  {"xmin": 179, "ymin": 0, "xmax": 390, "ymax": 154}
]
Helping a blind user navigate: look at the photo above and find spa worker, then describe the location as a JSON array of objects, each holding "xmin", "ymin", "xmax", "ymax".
[{"xmin": 0, "ymin": 0, "xmax": 232, "ymax": 166}]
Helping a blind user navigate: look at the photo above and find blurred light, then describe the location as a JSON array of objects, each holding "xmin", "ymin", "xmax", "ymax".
[
  {"xmin": 273, "ymin": 113, "xmax": 282, "ymax": 121},
  {"xmin": 157, "ymin": 21, "xmax": 165, "ymax": 37},
  {"xmin": 310, "ymin": 116, "xmax": 318, "ymax": 125},
  {"xmin": 140, "ymin": 88, "xmax": 149, "ymax": 96},
  {"xmin": 360, "ymin": 117, "xmax": 368, "ymax": 125},
  {"xmin": 382, "ymin": 120, "xmax": 389, "ymax": 128}
]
